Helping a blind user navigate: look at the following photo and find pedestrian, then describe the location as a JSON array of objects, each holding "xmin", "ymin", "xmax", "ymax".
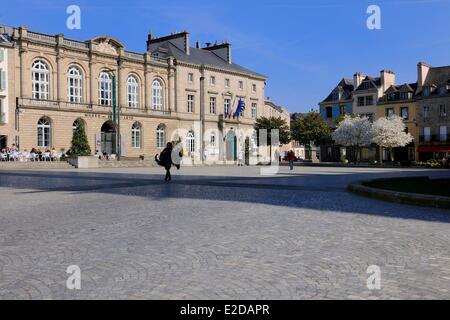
[
  {"xmin": 288, "ymin": 150, "xmax": 296, "ymax": 171},
  {"xmin": 155, "ymin": 142, "xmax": 179, "ymax": 181}
]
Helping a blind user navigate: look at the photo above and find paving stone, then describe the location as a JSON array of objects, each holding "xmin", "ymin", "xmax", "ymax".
[{"xmin": 0, "ymin": 166, "xmax": 449, "ymax": 299}]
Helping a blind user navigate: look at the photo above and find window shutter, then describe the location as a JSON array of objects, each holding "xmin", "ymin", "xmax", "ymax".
[{"xmin": 0, "ymin": 70, "xmax": 5, "ymax": 91}]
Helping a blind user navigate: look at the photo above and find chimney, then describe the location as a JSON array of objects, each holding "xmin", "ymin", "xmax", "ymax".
[
  {"xmin": 196, "ymin": 41, "xmax": 200, "ymax": 49},
  {"xmin": 417, "ymin": 61, "xmax": 431, "ymax": 88},
  {"xmin": 380, "ymin": 69, "xmax": 396, "ymax": 92},
  {"xmin": 353, "ymin": 72, "xmax": 365, "ymax": 89},
  {"xmin": 146, "ymin": 31, "xmax": 190, "ymax": 55},
  {"xmin": 185, "ymin": 33, "xmax": 190, "ymax": 55},
  {"xmin": 203, "ymin": 42, "xmax": 232, "ymax": 64}
]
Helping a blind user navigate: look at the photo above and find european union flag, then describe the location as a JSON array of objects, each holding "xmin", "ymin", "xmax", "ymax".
[{"xmin": 233, "ymin": 99, "xmax": 246, "ymax": 119}]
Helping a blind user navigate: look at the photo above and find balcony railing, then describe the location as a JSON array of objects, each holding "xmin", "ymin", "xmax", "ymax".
[
  {"xmin": 27, "ymin": 31, "xmax": 57, "ymax": 44},
  {"xmin": 17, "ymin": 98, "xmax": 171, "ymax": 116}
]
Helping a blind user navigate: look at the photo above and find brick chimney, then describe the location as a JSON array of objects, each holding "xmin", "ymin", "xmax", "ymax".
[
  {"xmin": 380, "ymin": 69, "xmax": 396, "ymax": 92},
  {"xmin": 353, "ymin": 72, "xmax": 366, "ymax": 89},
  {"xmin": 417, "ymin": 61, "xmax": 431, "ymax": 88}
]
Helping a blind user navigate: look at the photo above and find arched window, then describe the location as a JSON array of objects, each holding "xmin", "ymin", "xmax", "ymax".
[
  {"xmin": 99, "ymin": 72, "xmax": 112, "ymax": 106},
  {"xmin": 127, "ymin": 76, "xmax": 139, "ymax": 108},
  {"xmin": 37, "ymin": 117, "xmax": 51, "ymax": 147},
  {"xmin": 152, "ymin": 79, "xmax": 163, "ymax": 111},
  {"xmin": 68, "ymin": 66, "xmax": 83, "ymax": 103},
  {"xmin": 186, "ymin": 131, "xmax": 195, "ymax": 154},
  {"xmin": 72, "ymin": 119, "xmax": 85, "ymax": 134},
  {"xmin": 131, "ymin": 122, "xmax": 141, "ymax": 149},
  {"xmin": 156, "ymin": 124, "xmax": 165, "ymax": 148},
  {"xmin": 32, "ymin": 60, "xmax": 49, "ymax": 100}
]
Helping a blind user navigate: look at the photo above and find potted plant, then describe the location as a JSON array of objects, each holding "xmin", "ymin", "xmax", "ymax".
[{"xmin": 67, "ymin": 122, "xmax": 98, "ymax": 168}]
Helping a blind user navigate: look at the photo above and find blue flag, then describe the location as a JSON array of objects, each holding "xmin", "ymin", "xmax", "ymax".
[{"xmin": 233, "ymin": 99, "xmax": 246, "ymax": 119}]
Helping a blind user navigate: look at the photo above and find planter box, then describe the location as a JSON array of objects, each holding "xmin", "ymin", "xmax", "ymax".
[{"xmin": 67, "ymin": 156, "xmax": 99, "ymax": 169}]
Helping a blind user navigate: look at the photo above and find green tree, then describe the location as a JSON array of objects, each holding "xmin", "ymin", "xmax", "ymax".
[
  {"xmin": 291, "ymin": 112, "xmax": 331, "ymax": 160},
  {"xmin": 70, "ymin": 122, "xmax": 91, "ymax": 156},
  {"xmin": 254, "ymin": 116, "xmax": 291, "ymax": 163}
]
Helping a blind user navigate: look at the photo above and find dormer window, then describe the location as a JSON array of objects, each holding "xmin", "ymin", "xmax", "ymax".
[
  {"xmin": 332, "ymin": 91, "xmax": 340, "ymax": 101},
  {"xmin": 423, "ymin": 86, "xmax": 431, "ymax": 96},
  {"xmin": 439, "ymin": 85, "xmax": 448, "ymax": 95},
  {"xmin": 361, "ymin": 81, "xmax": 370, "ymax": 90}
]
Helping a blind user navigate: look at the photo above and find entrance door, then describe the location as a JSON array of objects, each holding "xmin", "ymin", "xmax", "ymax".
[
  {"xmin": 226, "ymin": 130, "xmax": 237, "ymax": 161},
  {"xmin": 0, "ymin": 135, "xmax": 6, "ymax": 150},
  {"xmin": 101, "ymin": 121, "xmax": 116, "ymax": 155}
]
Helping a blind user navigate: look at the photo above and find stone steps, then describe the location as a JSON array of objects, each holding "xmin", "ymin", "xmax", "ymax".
[{"xmin": 0, "ymin": 161, "xmax": 74, "ymax": 170}]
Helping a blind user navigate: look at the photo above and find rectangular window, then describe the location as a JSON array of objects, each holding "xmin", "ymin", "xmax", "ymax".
[
  {"xmin": 0, "ymin": 68, "xmax": 6, "ymax": 91},
  {"xmin": 251, "ymin": 103, "xmax": 257, "ymax": 119},
  {"xmin": 252, "ymin": 84, "xmax": 257, "ymax": 93},
  {"xmin": 225, "ymin": 79, "xmax": 230, "ymax": 87},
  {"xmin": 400, "ymin": 107, "xmax": 409, "ymax": 120},
  {"xmin": 209, "ymin": 97, "xmax": 216, "ymax": 114},
  {"xmin": 210, "ymin": 134, "xmax": 216, "ymax": 148},
  {"xmin": 440, "ymin": 126, "xmax": 447, "ymax": 142},
  {"xmin": 187, "ymin": 95, "xmax": 194, "ymax": 113},
  {"xmin": 188, "ymin": 73, "xmax": 194, "ymax": 83},
  {"xmin": 357, "ymin": 97, "xmax": 365, "ymax": 107},
  {"xmin": 339, "ymin": 105, "xmax": 345, "ymax": 116},
  {"xmin": 224, "ymin": 99, "xmax": 231, "ymax": 115},
  {"xmin": 423, "ymin": 106, "xmax": 430, "ymax": 118},
  {"xmin": 238, "ymin": 81, "xmax": 243, "ymax": 90},
  {"xmin": 424, "ymin": 127, "xmax": 431, "ymax": 142},
  {"xmin": 385, "ymin": 108, "xmax": 394, "ymax": 118},
  {"xmin": 365, "ymin": 96, "xmax": 374, "ymax": 106},
  {"xmin": 0, "ymin": 98, "xmax": 4, "ymax": 124},
  {"xmin": 440, "ymin": 104, "xmax": 447, "ymax": 117},
  {"xmin": 210, "ymin": 76, "xmax": 216, "ymax": 86},
  {"xmin": 326, "ymin": 107, "xmax": 333, "ymax": 118}
]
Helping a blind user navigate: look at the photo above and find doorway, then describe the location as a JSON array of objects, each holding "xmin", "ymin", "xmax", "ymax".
[
  {"xmin": 226, "ymin": 130, "xmax": 237, "ymax": 161},
  {"xmin": 101, "ymin": 121, "xmax": 116, "ymax": 155},
  {"xmin": 0, "ymin": 135, "xmax": 7, "ymax": 150}
]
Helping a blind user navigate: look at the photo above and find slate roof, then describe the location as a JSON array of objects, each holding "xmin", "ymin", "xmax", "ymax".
[
  {"xmin": 321, "ymin": 78, "xmax": 354, "ymax": 103},
  {"xmin": 0, "ymin": 25, "xmax": 14, "ymax": 46},
  {"xmin": 423, "ymin": 66, "xmax": 450, "ymax": 87},
  {"xmin": 148, "ymin": 40, "xmax": 267, "ymax": 79},
  {"xmin": 354, "ymin": 76, "xmax": 382, "ymax": 91}
]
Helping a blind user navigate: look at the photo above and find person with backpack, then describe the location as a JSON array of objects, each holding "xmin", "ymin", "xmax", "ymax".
[{"xmin": 155, "ymin": 142, "xmax": 181, "ymax": 181}]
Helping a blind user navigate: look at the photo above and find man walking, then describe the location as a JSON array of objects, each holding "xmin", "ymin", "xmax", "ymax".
[
  {"xmin": 155, "ymin": 142, "xmax": 177, "ymax": 181},
  {"xmin": 288, "ymin": 150, "xmax": 296, "ymax": 171}
]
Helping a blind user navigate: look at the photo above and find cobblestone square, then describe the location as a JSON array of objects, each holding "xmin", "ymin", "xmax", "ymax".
[{"xmin": 0, "ymin": 166, "xmax": 449, "ymax": 300}]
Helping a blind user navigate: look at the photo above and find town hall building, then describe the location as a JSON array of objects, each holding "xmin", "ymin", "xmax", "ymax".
[{"xmin": 0, "ymin": 25, "xmax": 270, "ymax": 163}]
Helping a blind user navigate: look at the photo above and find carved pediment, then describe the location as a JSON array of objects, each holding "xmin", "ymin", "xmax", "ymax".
[{"xmin": 90, "ymin": 36, "xmax": 124, "ymax": 55}]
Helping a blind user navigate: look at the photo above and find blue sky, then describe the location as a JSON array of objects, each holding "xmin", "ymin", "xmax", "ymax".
[{"xmin": 1, "ymin": 0, "xmax": 450, "ymax": 112}]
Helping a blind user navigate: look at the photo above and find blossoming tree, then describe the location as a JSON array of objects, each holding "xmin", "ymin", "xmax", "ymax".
[
  {"xmin": 372, "ymin": 115, "xmax": 413, "ymax": 162},
  {"xmin": 332, "ymin": 115, "xmax": 373, "ymax": 162}
]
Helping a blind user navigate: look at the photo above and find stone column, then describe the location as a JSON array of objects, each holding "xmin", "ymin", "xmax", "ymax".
[
  {"xmin": 18, "ymin": 26, "xmax": 28, "ymax": 99},
  {"xmin": 168, "ymin": 57, "xmax": 175, "ymax": 112},
  {"xmin": 56, "ymin": 34, "xmax": 64, "ymax": 102},
  {"xmin": 144, "ymin": 53, "xmax": 151, "ymax": 111},
  {"xmin": 19, "ymin": 48, "xmax": 27, "ymax": 99},
  {"xmin": 89, "ymin": 55, "xmax": 95, "ymax": 106}
]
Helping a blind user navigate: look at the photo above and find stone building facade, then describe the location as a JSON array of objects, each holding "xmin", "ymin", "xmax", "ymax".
[
  {"xmin": 415, "ymin": 62, "xmax": 450, "ymax": 161},
  {"xmin": 0, "ymin": 25, "xmax": 268, "ymax": 163}
]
